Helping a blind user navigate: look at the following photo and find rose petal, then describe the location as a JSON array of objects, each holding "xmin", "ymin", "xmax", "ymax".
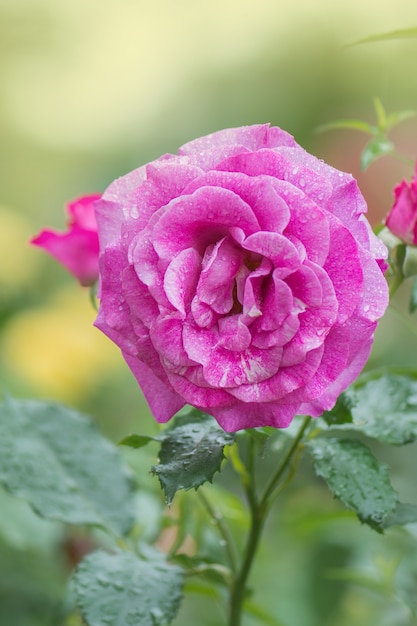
[
  {"xmin": 196, "ymin": 237, "xmax": 243, "ymax": 314},
  {"xmin": 183, "ymin": 171, "xmax": 292, "ymax": 233},
  {"xmin": 152, "ymin": 186, "xmax": 260, "ymax": 260},
  {"xmin": 123, "ymin": 352, "xmax": 185, "ymax": 423},
  {"xmin": 178, "ymin": 124, "xmax": 295, "ymax": 156},
  {"xmin": 164, "ymin": 247, "xmax": 202, "ymax": 316},
  {"xmin": 209, "ymin": 401, "xmax": 299, "ymax": 432}
]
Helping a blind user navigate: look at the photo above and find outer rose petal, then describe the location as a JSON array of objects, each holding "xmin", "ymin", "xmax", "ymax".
[
  {"xmin": 123, "ymin": 352, "xmax": 185, "ymax": 423},
  {"xmin": 93, "ymin": 124, "xmax": 388, "ymax": 432}
]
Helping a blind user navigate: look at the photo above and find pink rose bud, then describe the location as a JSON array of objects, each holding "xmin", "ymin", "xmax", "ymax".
[
  {"xmin": 94, "ymin": 124, "xmax": 389, "ymax": 432},
  {"xmin": 31, "ymin": 194, "xmax": 101, "ymax": 286},
  {"xmin": 385, "ymin": 165, "xmax": 417, "ymax": 245}
]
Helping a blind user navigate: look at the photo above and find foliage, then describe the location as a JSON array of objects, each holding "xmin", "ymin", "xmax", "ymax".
[
  {"xmin": 317, "ymin": 98, "xmax": 416, "ymax": 170},
  {"xmin": 2, "ymin": 364, "xmax": 417, "ymax": 624}
]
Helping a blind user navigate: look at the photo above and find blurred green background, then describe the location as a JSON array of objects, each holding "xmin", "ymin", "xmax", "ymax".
[{"xmin": 2, "ymin": 0, "xmax": 417, "ymax": 624}]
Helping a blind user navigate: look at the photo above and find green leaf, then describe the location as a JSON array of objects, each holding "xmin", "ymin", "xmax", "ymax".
[
  {"xmin": 373, "ymin": 97, "xmax": 387, "ymax": 131},
  {"xmin": 307, "ymin": 438, "xmax": 398, "ymax": 531},
  {"xmin": 315, "ymin": 119, "xmax": 375, "ymax": 135},
  {"xmin": 360, "ymin": 135, "xmax": 394, "ymax": 170},
  {"xmin": 321, "ymin": 390, "xmax": 355, "ymax": 425},
  {"xmin": 350, "ymin": 374, "xmax": 417, "ymax": 444},
  {"xmin": 151, "ymin": 410, "xmax": 235, "ymax": 505},
  {"xmin": 73, "ymin": 549, "xmax": 184, "ymax": 626},
  {"xmin": 383, "ymin": 502, "xmax": 417, "ymax": 528},
  {"xmin": 350, "ymin": 26, "xmax": 417, "ymax": 46},
  {"xmin": 386, "ymin": 109, "xmax": 417, "ymax": 132},
  {"xmin": 119, "ymin": 434, "xmax": 156, "ymax": 449},
  {"xmin": 410, "ymin": 276, "xmax": 417, "ymax": 313},
  {"xmin": 0, "ymin": 397, "xmax": 134, "ymax": 535}
]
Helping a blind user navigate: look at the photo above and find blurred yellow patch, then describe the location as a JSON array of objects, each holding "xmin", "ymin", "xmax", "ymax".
[
  {"xmin": 2, "ymin": 286, "xmax": 123, "ymax": 401},
  {"xmin": 0, "ymin": 205, "xmax": 40, "ymax": 293}
]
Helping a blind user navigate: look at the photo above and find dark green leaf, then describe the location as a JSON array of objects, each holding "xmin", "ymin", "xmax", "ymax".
[
  {"xmin": 73, "ymin": 550, "xmax": 184, "ymax": 626},
  {"xmin": 307, "ymin": 438, "xmax": 398, "ymax": 531},
  {"xmin": 360, "ymin": 135, "xmax": 394, "ymax": 170},
  {"xmin": 0, "ymin": 397, "xmax": 134, "ymax": 535},
  {"xmin": 151, "ymin": 410, "xmax": 235, "ymax": 504},
  {"xmin": 119, "ymin": 434, "xmax": 156, "ymax": 449},
  {"xmin": 383, "ymin": 502, "xmax": 417, "ymax": 528},
  {"xmin": 350, "ymin": 375, "xmax": 417, "ymax": 444},
  {"xmin": 410, "ymin": 276, "xmax": 417, "ymax": 313},
  {"xmin": 321, "ymin": 390, "xmax": 355, "ymax": 425}
]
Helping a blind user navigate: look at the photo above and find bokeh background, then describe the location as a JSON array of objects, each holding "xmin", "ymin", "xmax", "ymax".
[{"xmin": 2, "ymin": 0, "xmax": 417, "ymax": 624}]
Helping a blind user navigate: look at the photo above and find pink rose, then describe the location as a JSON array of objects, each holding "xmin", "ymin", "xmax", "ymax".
[
  {"xmin": 32, "ymin": 194, "xmax": 101, "ymax": 286},
  {"xmin": 385, "ymin": 165, "xmax": 417, "ymax": 245},
  {"xmin": 95, "ymin": 124, "xmax": 388, "ymax": 431}
]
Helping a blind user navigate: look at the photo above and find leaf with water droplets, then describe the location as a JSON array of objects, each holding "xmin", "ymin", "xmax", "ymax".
[
  {"xmin": 335, "ymin": 374, "xmax": 417, "ymax": 445},
  {"xmin": 307, "ymin": 438, "xmax": 398, "ymax": 531},
  {"xmin": 0, "ymin": 397, "xmax": 135, "ymax": 535},
  {"xmin": 151, "ymin": 410, "xmax": 235, "ymax": 505},
  {"xmin": 73, "ymin": 549, "xmax": 184, "ymax": 626}
]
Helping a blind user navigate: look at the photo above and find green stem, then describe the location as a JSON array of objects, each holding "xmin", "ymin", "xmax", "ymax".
[
  {"xmin": 228, "ymin": 416, "xmax": 311, "ymax": 626},
  {"xmin": 260, "ymin": 416, "xmax": 311, "ymax": 509},
  {"xmin": 228, "ymin": 498, "xmax": 265, "ymax": 626}
]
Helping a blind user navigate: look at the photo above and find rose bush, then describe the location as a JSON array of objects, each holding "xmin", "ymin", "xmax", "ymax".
[
  {"xmin": 32, "ymin": 194, "xmax": 101, "ymax": 286},
  {"xmin": 95, "ymin": 124, "xmax": 388, "ymax": 431},
  {"xmin": 385, "ymin": 165, "xmax": 417, "ymax": 245}
]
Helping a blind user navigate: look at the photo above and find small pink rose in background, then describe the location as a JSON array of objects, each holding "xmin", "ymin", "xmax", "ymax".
[
  {"xmin": 31, "ymin": 194, "xmax": 101, "ymax": 286},
  {"xmin": 385, "ymin": 165, "xmax": 417, "ymax": 245},
  {"xmin": 94, "ymin": 124, "xmax": 389, "ymax": 432}
]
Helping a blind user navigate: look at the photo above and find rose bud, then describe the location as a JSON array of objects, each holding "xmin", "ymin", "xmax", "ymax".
[
  {"xmin": 32, "ymin": 194, "xmax": 101, "ymax": 286},
  {"xmin": 385, "ymin": 165, "xmax": 417, "ymax": 245}
]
